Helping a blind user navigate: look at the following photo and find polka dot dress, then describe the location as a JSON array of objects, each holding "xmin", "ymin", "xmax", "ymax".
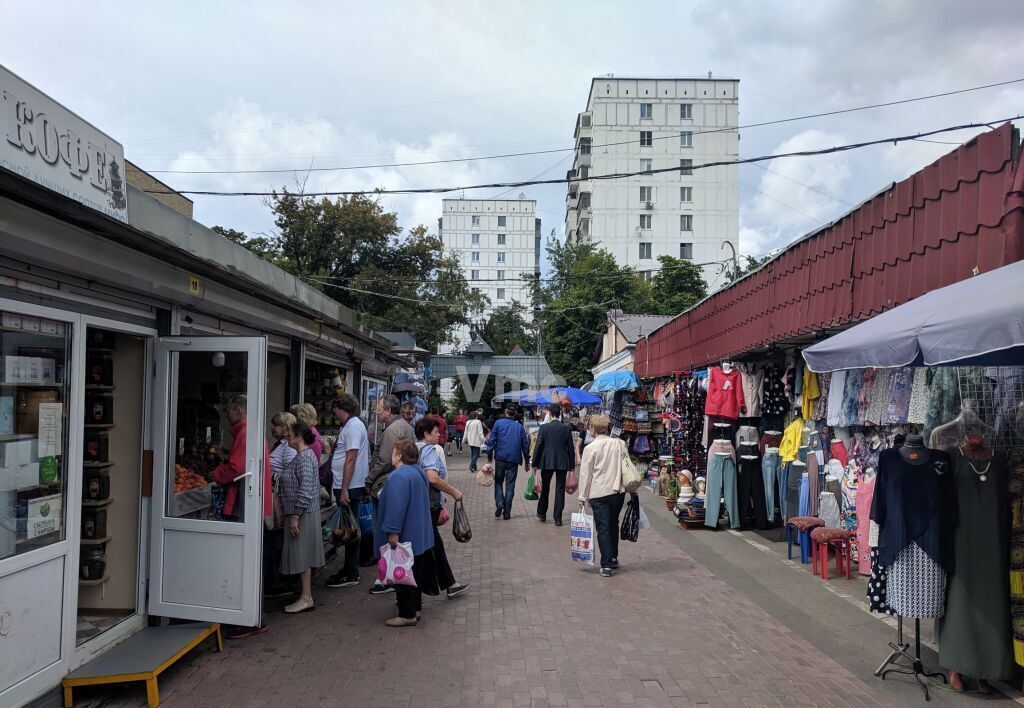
[{"xmin": 866, "ymin": 547, "xmax": 896, "ymax": 616}]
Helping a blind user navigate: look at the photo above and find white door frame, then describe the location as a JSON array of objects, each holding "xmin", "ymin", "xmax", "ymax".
[
  {"xmin": 69, "ymin": 316, "xmax": 158, "ymax": 669},
  {"xmin": 148, "ymin": 336, "xmax": 266, "ymax": 626}
]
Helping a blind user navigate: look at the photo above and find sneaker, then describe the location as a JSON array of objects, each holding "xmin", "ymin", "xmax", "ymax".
[
  {"xmin": 494, "ymin": 508, "xmax": 503, "ymax": 518},
  {"xmin": 502, "ymin": 513, "xmax": 511, "ymax": 520},
  {"xmin": 227, "ymin": 624, "xmax": 269, "ymax": 640},
  {"xmin": 446, "ymin": 583, "xmax": 470, "ymax": 598},
  {"xmin": 385, "ymin": 616, "xmax": 418, "ymax": 627},
  {"xmin": 599, "ymin": 568, "xmax": 613, "ymax": 578},
  {"xmin": 536, "ymin": 515, "xmax": 546, "ymax": 523},
  {"xmin": 554, "ymin": 519, "xmax": 563, "ymax": 527},
  {"xmin": 610, "ymin": 558, "xmax": 619, "ymax": 569},
  {"xmin": 326, "ymin": 574, "xmax": 360, "ymax": 588},
  {"xmin": 369, "ymin": 582, "xmax": 395, "ymax": 595}
]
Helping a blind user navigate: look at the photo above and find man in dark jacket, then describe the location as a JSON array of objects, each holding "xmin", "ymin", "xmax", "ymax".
[{"xmin": 531, "ymin": 404, "xmax": 577, "ymax": 526}]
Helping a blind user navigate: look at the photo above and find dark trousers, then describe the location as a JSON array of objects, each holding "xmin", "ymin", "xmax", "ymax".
[
  {"xmin": 395, "ymin": 584, "xmax": 422, "ymax": 619},
  {"xmin": 493, "ymin": 460, "xmax": 519, "ymax": 515},
  {"xmin": 431, "ymin": 506, "xmax": 456, "ymax": 589},
  {"xmin": 469, "ymin": 446, "xmax": 481, "ymax": 471},
  {"xmin": 334, "ymin": 486, "xmax": 367, "ymax": 578},
  {"xmin": 536, "ymin": 469, "xmax": 567, "ymax": 522},
  {"xmin": 736, "ymin": 456, "xmax": 769, "ymax": 529},
  {"xmin": 454, "ymin": 430, "xmax": 464, "ymax": 451},
  {"xmin": 589, "ymin": 493, "xmax": 625, "ymax": 569}
]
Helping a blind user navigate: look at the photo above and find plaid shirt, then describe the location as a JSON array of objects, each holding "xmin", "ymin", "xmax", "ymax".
[{"xmin": 279, "ymin": 446, "xmax": 319, "ymax": 515}]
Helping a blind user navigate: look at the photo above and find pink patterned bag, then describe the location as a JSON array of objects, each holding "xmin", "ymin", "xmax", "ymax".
[{"xmin": 378, "ymin": 541, "xmax": 417, "ymax": 587}]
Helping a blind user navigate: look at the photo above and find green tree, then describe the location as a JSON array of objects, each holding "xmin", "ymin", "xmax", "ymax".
[
  {"xmin": 534, "ymin": 239, "xmax": 652, "ymax": 387},
  {"xmin": 213, "ymin": 191, "xmax": 487, "ymax": 352},
  {"xmin": 649, "ymin": 255, "xmax": 708, "ymax": 316},
  {"xmin": 726, "ymin": 254, "xmax": 770, "ymax": 282}
]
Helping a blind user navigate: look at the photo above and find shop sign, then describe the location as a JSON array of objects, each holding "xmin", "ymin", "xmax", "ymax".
[
  {"xmin": 27, "ymin": 493, "xmax": 62, "ymax": 539},
  {"xmin": 0, "ymin": 65, "xmax": 127, "ymax": 222}
]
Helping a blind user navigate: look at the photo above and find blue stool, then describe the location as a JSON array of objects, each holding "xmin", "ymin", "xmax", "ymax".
[{"xmin": 786, "ymin": 516, "xmax": 824, "ymax": 564}]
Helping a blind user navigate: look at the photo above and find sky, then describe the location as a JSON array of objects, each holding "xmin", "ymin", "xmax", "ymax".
[{"xmin": 3, "ymin": 1, "xmax": 1023, "ymax": 272}]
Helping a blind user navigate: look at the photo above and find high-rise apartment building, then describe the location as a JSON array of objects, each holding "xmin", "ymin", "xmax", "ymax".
[
  {"xmin": 565, "ymin": 77, "xmax": 739, "ymax": 285},
  {"xmin": 439, "ymin": 197, "xmax": 541, "ymax": 357}
]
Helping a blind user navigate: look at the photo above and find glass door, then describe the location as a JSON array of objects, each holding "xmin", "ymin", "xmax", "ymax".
[{"xmin": 148, "ymin": 337, "xmax": 266, "ymax": 625}]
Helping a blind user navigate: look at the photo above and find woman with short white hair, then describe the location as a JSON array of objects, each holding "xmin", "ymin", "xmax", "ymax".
[{"xmin": 577, "ymin": 414, "xmax": 627, "ymax": 577}]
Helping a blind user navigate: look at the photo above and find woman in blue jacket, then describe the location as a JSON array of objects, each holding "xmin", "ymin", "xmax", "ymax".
[{"xmin": 375, "ymin": 439, "xmax": 438, "ymax": 626}]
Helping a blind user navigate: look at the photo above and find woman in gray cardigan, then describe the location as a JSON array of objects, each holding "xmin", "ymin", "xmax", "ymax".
[{"xmin": 280, "ymin": 420, "xmax": 326, "ymax": 613}]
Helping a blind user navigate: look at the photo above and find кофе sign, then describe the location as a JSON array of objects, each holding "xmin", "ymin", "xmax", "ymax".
[{"xmin": 1, "ymin": 65, "xmax": 127, "ymax": 222}]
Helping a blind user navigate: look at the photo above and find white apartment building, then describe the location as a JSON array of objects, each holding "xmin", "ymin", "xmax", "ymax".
[
  {"xmin": 439, "ymin": 197, "xmax": 541, "ymax": 357},
  {"xmin": 565, "ymin": 76, "xmax": 739, "ymax": 285}
]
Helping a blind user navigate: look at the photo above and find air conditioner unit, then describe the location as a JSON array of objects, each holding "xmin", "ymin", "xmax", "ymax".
[{"xmin": 644, "ymin": 201, "xmax": 655, "ymax": 210}]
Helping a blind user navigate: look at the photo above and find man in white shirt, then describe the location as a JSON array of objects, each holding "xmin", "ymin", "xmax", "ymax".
[{"xmin": 326, "ymin": 393, "xmax": 369, "ymax": 588}]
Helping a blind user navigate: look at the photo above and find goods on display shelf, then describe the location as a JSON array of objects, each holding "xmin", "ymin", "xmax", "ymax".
[{"xmin": 304, "ymin": 360, "xmax": 347, "ymax": 434}]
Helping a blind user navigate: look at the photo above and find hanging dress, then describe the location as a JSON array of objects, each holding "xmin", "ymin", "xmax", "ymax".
[{"xmin": 937, "ymin": 450, "xmax": 1013, "ymax": 680}]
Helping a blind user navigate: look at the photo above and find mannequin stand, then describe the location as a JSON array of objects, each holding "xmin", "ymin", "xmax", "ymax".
[{"xmin": 874, "ymin": 616, "xmax": 946, "ymax": 701}]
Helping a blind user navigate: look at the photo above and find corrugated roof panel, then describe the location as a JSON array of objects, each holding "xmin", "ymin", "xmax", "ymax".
[{"xmin": 634, "ymin": 124, "xmax": 1021, "ymax": 377}]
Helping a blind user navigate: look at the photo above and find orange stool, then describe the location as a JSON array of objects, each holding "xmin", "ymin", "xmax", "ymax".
[{"xmin": 810, "ymin": 527, "xmax": 855, "ymax": 579}]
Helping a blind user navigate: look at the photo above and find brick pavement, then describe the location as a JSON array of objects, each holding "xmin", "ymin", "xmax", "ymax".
[{"xmin": 82, "ymin": 453, "xmax": 899, "ymax": 708}]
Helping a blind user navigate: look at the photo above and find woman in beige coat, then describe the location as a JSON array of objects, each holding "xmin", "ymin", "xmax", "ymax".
[{"xmin": 577, "ymin": 414, "xmax": 626, "ymax": 577}]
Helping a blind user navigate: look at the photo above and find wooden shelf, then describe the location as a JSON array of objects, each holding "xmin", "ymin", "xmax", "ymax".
[
  {"xmin": 84, "ymin": 423, "xmax": 115, "ymax": 430},
  {"xmin": 83, "ymin": 461, "xmax": 114, "ymax": 468},
  {"xmin": 82, "ymin": 498, "xmax": 113, "ymax": 508},
  {"xmin": 85, "ymin": 385, "xmax": 115, "ymax": 391},
  {"xmin": 79, "ymin": 574, "xmax": 110, "ymax": 586},
  {"xmin": 80, "ymin": 536, "xmax": 111, "ymax": 546}
]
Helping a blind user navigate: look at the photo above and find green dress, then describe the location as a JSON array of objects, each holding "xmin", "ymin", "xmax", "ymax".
[{"xmin": 937, "ymin": 450, "xmax": 1013, "ymax": 679}]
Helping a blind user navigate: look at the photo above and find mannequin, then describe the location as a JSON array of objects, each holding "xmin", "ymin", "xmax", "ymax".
[{"xmin": 937, "ymin": 433, "xmax": 1012, "ymax": 691}]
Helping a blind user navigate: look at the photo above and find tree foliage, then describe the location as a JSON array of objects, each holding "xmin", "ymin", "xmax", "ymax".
[
  {"xmin": 213, "ymin": 191, "xmax": 487, "ymax": 352},
  {"xmin": 650, "ymin": 255, "xmax": 708, "ymax": 315}
]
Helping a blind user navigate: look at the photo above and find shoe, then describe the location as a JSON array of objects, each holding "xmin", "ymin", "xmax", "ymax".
[
  {"xmin": 554, "ymin": 519, "xmax": 563, "ymax": 527},
  {"xmin": 369, "ymin": 582, "xmax": 395, "ymax": 595},
  {"xmin": 502, "ymin": 513, "xmax": 511, "ymax": 520},
  {"xmin": 325, "ymin": 574, "xmax": 360, "ymax": 588},
  {"xmin": 599, "ymin": 568, "xmax": 613, "ymax": 577},
  {"xmin": 610, "ymin": 558, "xmax": 619, "ymax": 569},
  {"xmin": 495, "ymin": 508, "xmax": 503, "ymax": 518},
  {"xmin": 385, "ymin": 616, "xmax": 418, "ymax": 627},
  {"xmin": 227, "ymin": 624, "xmax": 269, "ymax": 639},
  {"xmin": 284, "ymin": 597, "xmax": 315, "ymax": 614},
  {"xmin": 536, "ymin": 515, "xmax": 546, "ymax": 523},
  {"xmin": 446, "ymin": 583, "xmax": 470, "ymax": 598}
]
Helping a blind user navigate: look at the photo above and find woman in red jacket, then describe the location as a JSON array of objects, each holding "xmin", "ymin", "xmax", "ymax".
[{"xmin": 212, "ymin": 395, "xmax": 271, "ymax": 521}]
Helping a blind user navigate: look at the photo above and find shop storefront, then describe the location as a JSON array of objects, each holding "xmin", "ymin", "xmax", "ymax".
[{"xmin": 0, "ymin": 67, "xmax": 403, "ymax": 706}]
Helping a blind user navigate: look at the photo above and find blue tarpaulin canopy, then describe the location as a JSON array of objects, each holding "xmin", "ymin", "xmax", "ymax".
[
  {"xmin": 588, "ymin": 371, "xmax": 640, "ymax": 392},
  {"xmin": 491, "ymin": 387, "xmax": 602, "ymax": 407}
]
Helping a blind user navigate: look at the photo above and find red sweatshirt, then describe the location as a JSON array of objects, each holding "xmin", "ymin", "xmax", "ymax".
[
  {"xmin": 704, "ymin": 367, "xmax": 746, "ymax": 419},
  {"xmin": 212, "ymin": 419, "xmax": 272, "ymax": 518}
]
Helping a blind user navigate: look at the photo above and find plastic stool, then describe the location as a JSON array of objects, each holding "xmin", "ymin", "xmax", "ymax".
[
  {"xmin": 810, "ymin": 527, "xmax": 855, "ymax": 579},
  {"xmin": 786, "ymin": 516, "xmax": 824, "ymax": 564}
]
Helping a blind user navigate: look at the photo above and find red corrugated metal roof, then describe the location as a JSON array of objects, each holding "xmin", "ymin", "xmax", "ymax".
[{"xmin": 634, "ymin": 123, "xmax": 1023, "ymax": 378}]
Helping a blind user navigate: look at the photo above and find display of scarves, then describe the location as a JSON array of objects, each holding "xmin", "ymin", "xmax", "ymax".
[
  {"xmin": 1009, "ymin": 448, "xmax": 1024, "ymax": 666},
  {"xmin": 885, "ymin": 367, "xmax": 914, "ymax": 424}
]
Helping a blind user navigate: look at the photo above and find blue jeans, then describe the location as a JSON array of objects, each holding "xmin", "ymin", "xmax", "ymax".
[
  {"xmin": 493, "ymin": 459, "xmax": 519, "ymax": 516},
  {"xmin": 454, "ymin": 430, "xmax": 464, "ymax": 450},
  {"xmin": 469, "ymin": 446, "xmax": 481, "ymax": 471},
  {"xmin": 777, "ymin": 462, "xmax": 790, "ymax": 520},
  {"xmin": 762, "ymin": 452, "xmax": 780, "ymax": 524}
]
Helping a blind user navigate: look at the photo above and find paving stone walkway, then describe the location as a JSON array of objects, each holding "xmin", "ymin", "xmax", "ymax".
[{"xmin": 84, "ymin": 453, "xmax": 897, "ymax": 707}]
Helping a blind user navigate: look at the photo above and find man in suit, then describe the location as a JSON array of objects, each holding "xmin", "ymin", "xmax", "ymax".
[{"xmin": 531, "ymin": 403, "xmax": 577, "ymax": 526}]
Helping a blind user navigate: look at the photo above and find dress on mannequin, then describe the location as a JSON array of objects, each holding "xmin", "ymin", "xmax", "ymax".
[
  {"xmin": 937, "ymin": 442, "xmax": 1013, "ymax": 681},
  {"xmin": 871, "ymin": 441, "xmax": 955, "ymax": 619}
]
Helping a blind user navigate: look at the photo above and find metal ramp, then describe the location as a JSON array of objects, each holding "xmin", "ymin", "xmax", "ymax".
[{"xmin": 62, "ymin": 623, "xmax": 222, "ymax": 707}]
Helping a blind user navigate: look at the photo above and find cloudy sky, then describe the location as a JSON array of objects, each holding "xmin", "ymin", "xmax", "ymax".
[{"xmin": 4, "ymin": 1, "xmax": 1022, "ymax": 268}]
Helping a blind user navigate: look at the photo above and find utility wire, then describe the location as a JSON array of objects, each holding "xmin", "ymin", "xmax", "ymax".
[
  {"xmin": 141, "ymin": 116, "xmax": 1023, "ymax": 197},
  {"xmin": 141, "ymin": 78, "xmax": 1024, "ymax": 175}
]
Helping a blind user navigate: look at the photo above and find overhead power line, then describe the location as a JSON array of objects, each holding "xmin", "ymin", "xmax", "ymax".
[
  {"xmin": 141, "ymin": 77, "xmax": 1024, "ymax": 175},
  {"xmin": 141, "ymin": 116, "xmax": 1023, "ymax": 197}
]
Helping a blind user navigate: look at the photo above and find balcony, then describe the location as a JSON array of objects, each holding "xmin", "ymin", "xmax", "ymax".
[{"xmin": 574, "ymin": 112, "xmax": 592, "ymax": 140}]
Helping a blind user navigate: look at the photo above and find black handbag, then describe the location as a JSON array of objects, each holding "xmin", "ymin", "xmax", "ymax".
[{"xmin": 620, "ymin": 495, "xmax": 640, "ymax": 543}]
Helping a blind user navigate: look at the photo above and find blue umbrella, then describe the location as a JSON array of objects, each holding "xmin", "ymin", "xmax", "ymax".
[{"xmin": 542, "ymin": 387, "xmax": 602, "ymax": 406}]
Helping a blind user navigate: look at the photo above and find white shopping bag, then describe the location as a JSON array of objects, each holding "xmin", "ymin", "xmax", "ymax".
[
  {"xmin": 638, "ymin": 506, "xmax": 651, "ymax": 530},
  {"xmin": 378, "ymin": 541, "xmax": 417, "ymax": 587},
  {"xmin": 570, "ymin": 510, "xmax": 596, "ymax": 566}
]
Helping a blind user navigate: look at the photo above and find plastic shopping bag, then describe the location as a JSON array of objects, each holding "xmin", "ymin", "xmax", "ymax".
[
  {"xmin": 638, "ymin": 505, "xmax": 651, "ymax": 530},
  {"xmin": 436, "ymin": 501, "xmax": 450, "ymax": 526},
  {"xmin": 323, "ymin": 506, "xmax": 342, "ymax": 544},
  {"xmin": 565, "ymin": 469, "xmax": 580, "ymax": 495},
  {"xmin": 476, "ymin": 468, "xmax": 494, "ymax": 487},
  {"xmin": 357, "ymin": 498, "xmax": 374, "ymax": 535},
  {"xmin": 570, "ymin": 510, "xmax": 596, "ymax": 566},
  {"xmin": 620, "ymin": 495, "xmax": 640, "ymax": 543},
  {"xmin": 533, "ymin": 472, "xmax": 543, "ymax": 495},
  {"xmin": 452, "ymin": 499, "xmax": 472, "ymax": 543},
  {"xmin": 377, "ymin": 541, "xmax": 417, "ymax": 587},
  {"xmin": 332, "ymin": 504, "xmax": 361, "ymax": 546},
  {"xmin": 523, "ymin": 472, "xmax": 539, "ymax": 501}
]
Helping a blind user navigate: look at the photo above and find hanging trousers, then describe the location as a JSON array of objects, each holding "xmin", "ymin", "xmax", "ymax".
[
  {"xmin": 762, "ymin": 450, "xmax": 781, "ymax": 524},
  {"xmin": 779, "ymin": 462, "xmax": 792, "ymax": 521},
  {"xmin": 787, "ymin": 461, "xmax": 806, "ymax": 520},
  {"xmin": 705, "ymin": 450, "xmax": 740, "ymax": 529},
  {"xmin": 736, "ymin": 443, "xmax": 768, "ymax": 529}
]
